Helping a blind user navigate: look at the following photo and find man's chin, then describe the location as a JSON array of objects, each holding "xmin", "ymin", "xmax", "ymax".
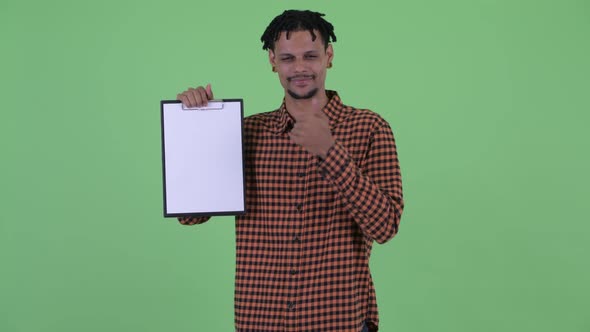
[{"xmin": 287, "ymin": 88, "xmax": 319, "ymax": 100}]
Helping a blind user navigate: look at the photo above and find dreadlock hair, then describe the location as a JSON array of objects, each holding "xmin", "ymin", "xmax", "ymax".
[{"xmin": 260, "ymin": 10, "xmax": 337, "ymax": 51}]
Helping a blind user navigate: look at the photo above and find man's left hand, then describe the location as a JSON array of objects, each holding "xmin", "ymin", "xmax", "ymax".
[{"xmin": 289, "ymin": 110, "xmax": 335, "ymax": 159}]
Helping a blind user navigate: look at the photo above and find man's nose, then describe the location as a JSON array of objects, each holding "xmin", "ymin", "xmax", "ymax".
[{"xmin": 293, "ymin": 57, "xmax": 306, "ymax": 72}]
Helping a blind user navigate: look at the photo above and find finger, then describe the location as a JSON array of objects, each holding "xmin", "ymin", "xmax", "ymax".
[
  {"xmin": 206, "ymin": 84, "xmax": 214, "ymax": 100},
  {"xmin": 193, "ymin": 87, "xmax": 210, "ymax": 107},
  {"xmin": 186, "ymin": 88, "xmax": 198, "ymax": 107},
  {"xmin": 178, "ymin": 94, "xmax": 189, "ymax": 107},
  {"xmin": 197, "ymin": 87, "xmax": 209, "ymax": 106}
]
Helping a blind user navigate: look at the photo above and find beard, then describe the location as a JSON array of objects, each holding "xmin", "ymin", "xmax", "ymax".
[
  {"xmin": 286, "ymin": 74, "xmax": 318, "ymax": 99},
  {"xmin": 287, "ymin": 87, "xmax": 319, "ymax": 99}
]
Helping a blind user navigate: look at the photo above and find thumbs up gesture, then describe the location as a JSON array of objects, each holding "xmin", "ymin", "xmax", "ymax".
[{"xmin": 289, "ymin": 110, "xmax": 335, "ymax": 159}]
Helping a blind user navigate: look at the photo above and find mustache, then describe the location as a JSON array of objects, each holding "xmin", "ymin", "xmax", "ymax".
[{"xmin": 287, "ymin": 74, "xmax": 315, "ymax": 81}]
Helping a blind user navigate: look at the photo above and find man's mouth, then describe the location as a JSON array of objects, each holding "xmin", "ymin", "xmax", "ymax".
[{"xmin": 288, "ymin": 75, "xmax": 315, "ymax": 86}]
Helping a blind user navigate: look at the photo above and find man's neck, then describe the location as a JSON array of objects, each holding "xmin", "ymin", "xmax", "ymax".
[{"xmin": 285, "ymin": 89, "xmax": 329, "ymax": 121}]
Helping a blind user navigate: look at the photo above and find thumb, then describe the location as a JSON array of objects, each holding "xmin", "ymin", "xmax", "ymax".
[{"xmin": 205, "ymin": 84, "xmax": 214, "ymax": 100}]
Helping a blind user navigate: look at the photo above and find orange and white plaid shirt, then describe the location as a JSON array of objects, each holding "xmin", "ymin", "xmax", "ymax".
[{"xmin": 179, "ymin": 91, "xmax": 404, "ymax": 332}]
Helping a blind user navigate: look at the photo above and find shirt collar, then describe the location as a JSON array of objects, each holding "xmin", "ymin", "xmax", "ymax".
[{"xmin": 274, "ymin": 90, "xmax": 353, "ymax": 134}]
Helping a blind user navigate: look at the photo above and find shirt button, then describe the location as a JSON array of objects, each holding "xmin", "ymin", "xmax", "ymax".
[
  {"xmin": 292, "ymin": 235, "xmax": 300, "ymax": 243},
  {"xmin": 296, "ymin": 203, "xmax": 303, "ymax": 212},
  {"xmin": 297, "ymin": 172, "xmax": 305, "ymax": 178},
  {"xmin": 290, "ymin": 269, "xmax": 298, "ymax": 275},
  {"xmin": 287, "ymin": 301, "xmax": 295, "ymax": 310}
]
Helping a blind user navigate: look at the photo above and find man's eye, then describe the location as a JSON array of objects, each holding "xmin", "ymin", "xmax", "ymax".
[{"xmin": 281, "ymin": 57, "xmax": 293, "ymax": 61}]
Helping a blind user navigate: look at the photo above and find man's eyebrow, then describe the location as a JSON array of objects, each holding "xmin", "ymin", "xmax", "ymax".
[{"xmin": 278, "ymin": 50, "xmax": 320, "ymax": 57}]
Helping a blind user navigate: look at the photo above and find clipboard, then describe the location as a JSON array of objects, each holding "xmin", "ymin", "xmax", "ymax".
[{"xmin": 160, "ymin": 99, "xmax": 246, "ymax": 217}]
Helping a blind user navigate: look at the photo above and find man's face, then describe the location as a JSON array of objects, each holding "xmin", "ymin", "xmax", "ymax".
[{"xmin": 269, "ymin": 30, "xmax": 334, "ymax": 100}]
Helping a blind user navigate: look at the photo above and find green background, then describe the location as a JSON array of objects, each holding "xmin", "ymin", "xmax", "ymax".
[{"xmin": 1, "ymin": 0, "xmax": 589, "ymax": 331}]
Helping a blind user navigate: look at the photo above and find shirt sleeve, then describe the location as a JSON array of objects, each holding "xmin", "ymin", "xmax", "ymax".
[
  {"xmin": 317, "ymin": 122, "xmax": 404, "ymax": 244},
  {"xmin": 177, "ymin": 216, "xmax": 211, "ymax": 225}
]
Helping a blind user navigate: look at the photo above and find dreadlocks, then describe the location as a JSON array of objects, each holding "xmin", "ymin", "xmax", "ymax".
[{"xmin": 260, "ymin": 10, "xmax": 337, "ymax": 51}]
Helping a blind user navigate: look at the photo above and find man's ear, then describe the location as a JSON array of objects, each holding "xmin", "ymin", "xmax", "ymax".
[
  {"xmin": 268, "ymin": 50, "xmax": 276, "ymax": 67},
  {"xmin": 326, "ymin": 44, "xmax": 334, "ymax": 64}
]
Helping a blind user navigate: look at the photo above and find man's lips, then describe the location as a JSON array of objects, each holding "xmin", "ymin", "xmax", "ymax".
[
  {"xmin": 287, "ymin": 75, "xmax": 315, "ymax": 83},
  {"xmin": 288, "ymin": 75, "xmax": 315, "ymax": 86}
]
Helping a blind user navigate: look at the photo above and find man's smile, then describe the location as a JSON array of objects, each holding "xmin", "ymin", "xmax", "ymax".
[{"xmin": 288, "ymin": 74, "xmax": 315, "ymax": 86}]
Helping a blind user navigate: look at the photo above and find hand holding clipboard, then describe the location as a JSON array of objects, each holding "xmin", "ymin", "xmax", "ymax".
[{"xmin": 177, "ymin": 84, "xmax": 215, "ymax": 108}]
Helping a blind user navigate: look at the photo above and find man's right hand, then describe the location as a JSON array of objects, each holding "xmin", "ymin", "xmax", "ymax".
[{"xmin": 176, "ymin": 84, "xmax": 214, "ymax": 108}]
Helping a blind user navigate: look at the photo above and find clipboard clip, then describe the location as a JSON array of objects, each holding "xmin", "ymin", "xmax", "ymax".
[{"xmin": 182, "ymin": 100, "xmax": 224, "ymax": 111}]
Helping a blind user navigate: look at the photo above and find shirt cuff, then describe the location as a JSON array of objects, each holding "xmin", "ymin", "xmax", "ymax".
[{"xmin": 317, "ymin": 142, "xmax": 356, "ymax": 189}]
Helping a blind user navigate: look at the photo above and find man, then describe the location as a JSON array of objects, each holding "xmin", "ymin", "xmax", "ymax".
[{"xmin": 176, "ymin": 10, "xmax": 404, "ymax": 332}]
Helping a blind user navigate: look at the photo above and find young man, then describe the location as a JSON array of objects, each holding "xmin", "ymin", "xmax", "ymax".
[{"xmin": 176, "ymin": 10, "xmax": 404, "ymax": 332}]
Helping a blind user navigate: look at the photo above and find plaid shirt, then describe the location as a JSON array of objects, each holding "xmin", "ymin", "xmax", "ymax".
[{"xmin": 178, "ymin": 91, "xmax": 404, "ymax": 332}]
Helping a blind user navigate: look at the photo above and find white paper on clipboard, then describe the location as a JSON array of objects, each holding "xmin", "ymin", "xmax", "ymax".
[{"xmin": 160, "ymin": 99, "xmax": 245, "ymax": 217}]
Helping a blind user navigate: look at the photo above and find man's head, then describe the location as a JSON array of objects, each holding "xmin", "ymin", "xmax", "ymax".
[{"xmin": 261, "ymin": 10, "xmax": 337, "ymax": 100}]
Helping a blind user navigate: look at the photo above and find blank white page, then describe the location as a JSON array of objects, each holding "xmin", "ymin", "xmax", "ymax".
[{"xmin": 161, "ymin": 100, "xmax": 245, "ymax": 217}]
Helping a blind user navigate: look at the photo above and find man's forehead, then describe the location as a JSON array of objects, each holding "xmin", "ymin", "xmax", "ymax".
[
  {"xmin": 276, "ymin": 29, "xmax": 323, "ymax": 44},
  {"xmin": 274, "ymin": 30, "xmax": 325, "ymax": 53}
]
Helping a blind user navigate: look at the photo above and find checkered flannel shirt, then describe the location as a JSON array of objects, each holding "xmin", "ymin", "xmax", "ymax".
[{"xmin": 178, "ymin": 91, "xmax": 404, "ymax": 332}]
